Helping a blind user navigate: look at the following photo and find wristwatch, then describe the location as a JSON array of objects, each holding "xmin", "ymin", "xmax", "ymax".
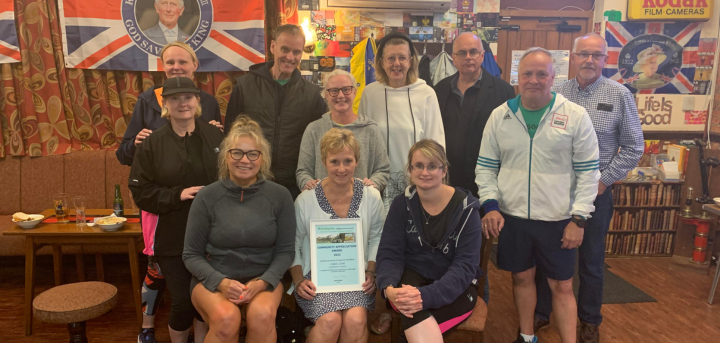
[{"xmin": 571, "ymin": 215, "xmax": 587, "ymax": 228}]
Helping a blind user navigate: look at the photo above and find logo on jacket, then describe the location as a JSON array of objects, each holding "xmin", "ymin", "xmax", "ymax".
[
  {"xmin": 503, "ymin": 113, "xmax": 512, "ymax": 120},
  {"xmin": 551, "ymin": 113, "xmax": 568, "ymax": 130}
]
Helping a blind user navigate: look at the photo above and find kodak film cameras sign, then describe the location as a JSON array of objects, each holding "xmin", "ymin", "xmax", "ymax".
[{"xmin": 628, "ymin": 0, "xmax": 713, "ymax": 21}]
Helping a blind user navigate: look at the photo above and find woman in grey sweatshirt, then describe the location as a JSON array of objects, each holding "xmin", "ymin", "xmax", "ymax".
[
  {"xmin": 183, "ymin": 117, "xmax": 295, "ymax": 343},
  {"xmin": 296, "ymin": 69, "xmax": 390, "ymax": 192}
]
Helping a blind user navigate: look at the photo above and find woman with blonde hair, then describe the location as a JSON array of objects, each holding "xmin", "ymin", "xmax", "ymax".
[
  {"xmin": 290, "ymin": 128, "xmax": 385, "ymax": 343},
  {"xmin": 130, "ymin": 77, "xmax": 223, "ymax": 343},
  {"xmin": 183, "ymin": 116, "xmax": 296, "ymax": 343},
  {"xmin": 297, "ymin": 69, "xmax": 390, "ymax": 192},
  {"xmin": 376, "ymin": 139, "xmax": 483, "ymax": 343},
  {"xmin": 359, "ymin": 33, "xmax": 445, "ymax": 211},
  {"xmin": 119, "ymin": 41, "xmax": 222, "ymax": 343}
]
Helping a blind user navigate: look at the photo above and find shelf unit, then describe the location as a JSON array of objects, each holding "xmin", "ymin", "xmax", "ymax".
[{"xmin": 606, "ymin": 180, "xmax": 682, "ymax": 257}]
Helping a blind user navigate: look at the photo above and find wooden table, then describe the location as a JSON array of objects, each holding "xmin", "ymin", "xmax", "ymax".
[
  {"xmin": 3, "ymin": 209, "xmax": 143, "ymax": 336},
  {"xmin": 703, "ymin": 204, "xmax": 720, "ymax": 304}
]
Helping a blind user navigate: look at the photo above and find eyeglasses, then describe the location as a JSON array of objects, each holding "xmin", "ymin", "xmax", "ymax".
[
  {"xmin": 229, "ymin": 149, "xmax": 261, "ymax": 161},
  {"xmin": 384, "ymin": 55, "xmax": 409, "ymax": 64},
  {"xmin": 411, "ymin": 163, "xmax": 444, "ymax": 172},
  {"xmin": 453, "ymin": 50, "xmax": 482, "ymax": 58},
  {"xmin": 574, "ymin": 52, "xmax": 606, "ymax": 61},
  {"xmin": 326, "ymin": 86, "xmax": 354, "ymax": 97}
]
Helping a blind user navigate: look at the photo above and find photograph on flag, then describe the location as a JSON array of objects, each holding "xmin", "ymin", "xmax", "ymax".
[
  {"xmin": 58, "ymin": 0, "xmax": 265, "ymax": 71},
  {"xmin": 603, "ymin": 21, "xmax": 701, "ymax": 94}
]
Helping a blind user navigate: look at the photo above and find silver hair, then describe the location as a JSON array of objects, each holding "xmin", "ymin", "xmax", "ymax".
[
  {"xmin": 155, "ymin": 0, "xmax": 185, "ymax": 7},
  {"xmin": 573, "ymin": 33, "xmax": 607, "ymax": 53},
  {"xmin": 520, "ymin": 47, "xmax": 556, "ymax": 64},
  {"xmin": 323, "ymin": 69, "xmax": 357, "ymax": 90}
]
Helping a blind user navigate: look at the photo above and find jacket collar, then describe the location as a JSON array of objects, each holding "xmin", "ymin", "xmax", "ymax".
[
  {"xmin": 220, "ymin": 175, "xmax": 266, "ymax": 194},
  {"xmin": 250, "ymin": 61, "xmax": 301, "ymax": 86}
]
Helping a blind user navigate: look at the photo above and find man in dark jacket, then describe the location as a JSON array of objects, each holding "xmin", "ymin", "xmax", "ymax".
[
  {"xmin": 224, "ymin": 24, "xmax": 327, "ymax": 198},
  {"xmin": 434, "ymin": 32, "xmax": 515, "ymax": 198}
]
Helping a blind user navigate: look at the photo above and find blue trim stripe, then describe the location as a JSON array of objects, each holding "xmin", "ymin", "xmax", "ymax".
[
  {"xmin": 478, "ymin": 156, "xmax": 500, "ymax": 163},
  {"xmin": 477, "ymin": 161, "xmax": 499, "ymax": 169},
  {"xmin": 575, "ymin": 165, "xmax": 600, "ymax": 171},
  {"xmin": 573, "ymin": 160, "xmax": 600, "ymax": 166}
]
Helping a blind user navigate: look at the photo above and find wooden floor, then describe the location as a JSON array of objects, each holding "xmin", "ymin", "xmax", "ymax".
[{"xmin": 0, "ymin": 255, "xmax": 718, "ymax": 342}]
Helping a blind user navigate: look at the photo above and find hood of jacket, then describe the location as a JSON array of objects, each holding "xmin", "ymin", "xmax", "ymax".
[
  {"xmin": 403, "ymin": 185, "xmax": 482, "ymax": 248},
  {"xmin": 320, "ymin": 112, "xmax": 376, "ymax": 128},
  {"xmin": 380, "ymin": 78, "xmax": 429, "ymax": 92},
  {"xmin": 249, "ymin": 61, "xmax": 302, "ymax": 86}
]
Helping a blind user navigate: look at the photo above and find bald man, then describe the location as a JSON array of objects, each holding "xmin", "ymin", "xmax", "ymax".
[
  {"xmin": 434, "ymin": 32, "xmax": 514, "ymax": 198},
  {"xmin": 534, "ymin": 33, "xmax": 644, "ymax": 343},
  {"xmin": 476, "ymin": 48, "xmax": 600, "ymax": 343}
]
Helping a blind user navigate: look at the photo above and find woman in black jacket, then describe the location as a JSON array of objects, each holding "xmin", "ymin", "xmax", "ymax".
[{"xmin": 129, "ymin": 77, "xmax": 223, "ymax": 343}]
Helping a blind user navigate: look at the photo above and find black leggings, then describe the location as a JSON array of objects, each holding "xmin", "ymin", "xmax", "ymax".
[
  {"xmin": 393, "ymin": 269, "xmax": 477, "ymax": 333},
  {"xmin": 155, "ymin": 256, "xmax": 203, "ymax": 331}
]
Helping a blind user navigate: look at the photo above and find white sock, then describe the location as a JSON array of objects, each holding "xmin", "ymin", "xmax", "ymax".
[{"xmin": 520, "ymin": 333, "xmax": 535, "ymax": 342}]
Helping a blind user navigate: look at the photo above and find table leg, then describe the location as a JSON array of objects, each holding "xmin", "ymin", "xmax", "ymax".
[
  {"xmin": 52, "ymin": 245, "xmax": 63, "ymax": 286},
  {"xmin": 708, "ymin": 260, "xmax": 720, "ymax": 304},
  {"xmin": 75, "ymin": 254, "xmax": 85, "ymax": 282},
  {"xmin": 128, "ymin": 237, "xmax": 142, "ymax": 328},
  {"xmin": 95, "ymin": 254, "xmax": 105, "ymax": 282},
  {"xmin": 24, "ymin": 237, "xmax": 36, "ymax": 336}
]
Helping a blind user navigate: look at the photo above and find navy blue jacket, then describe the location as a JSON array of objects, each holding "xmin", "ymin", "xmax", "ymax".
[
  {"xmin": 116, "ymin": 86, "xmax": 221, "ymax": 166},
  {"xmin": 376, "ymin": 186, "xmax": 483, "ymax": 310}
]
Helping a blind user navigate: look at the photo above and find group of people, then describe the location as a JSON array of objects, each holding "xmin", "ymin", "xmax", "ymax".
[{"xmin": 117, "ymin": 22, "xmax": 644, "ymax": 343}]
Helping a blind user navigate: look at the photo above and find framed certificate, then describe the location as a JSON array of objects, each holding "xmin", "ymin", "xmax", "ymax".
[{"xmin": 309, "ymin": 218, "xmax": 365, "ymax": 293}]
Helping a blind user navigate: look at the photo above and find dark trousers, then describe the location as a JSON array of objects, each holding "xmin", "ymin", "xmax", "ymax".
[
  {"xmin": 534, "ymin": 189, "xmax": 614, "ymax": 325},
  {"xmin": 155, "ymin": 255, "xmax": 203, "ymax": 331}
]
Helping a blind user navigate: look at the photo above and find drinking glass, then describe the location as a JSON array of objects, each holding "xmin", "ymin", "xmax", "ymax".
[
  {"xmin": 53, "ymin": 193, "xmax": 69, "ymax": 224},
  {"xmin": 74, "ymin": 196, "xmax": 87, "ymax": 227},
  {"xmin": 127, "ymin": 190, "xmax": 139, "ymax": 215}
]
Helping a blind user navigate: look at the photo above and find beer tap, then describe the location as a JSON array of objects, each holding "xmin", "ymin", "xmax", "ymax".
[{"xmin": 680, "ymin": 187, "xmax": 694, "ymax": 218}]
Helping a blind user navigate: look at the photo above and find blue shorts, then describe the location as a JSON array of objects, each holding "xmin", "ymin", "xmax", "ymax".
[{"xmin": 496, "ymin": 214, "xmax": 576, "ymax": 281}]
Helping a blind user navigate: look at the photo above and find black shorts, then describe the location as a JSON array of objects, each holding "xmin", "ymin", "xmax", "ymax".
[
  {"xmin": 497, "ymin": 214, "xmax": 576, "ymax": 281},
  {"xmin": 391, "ymin": 269, "xmax": 477, "ymax": 333}
]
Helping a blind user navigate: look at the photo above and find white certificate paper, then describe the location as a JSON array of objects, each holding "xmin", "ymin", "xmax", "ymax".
[{"xmin": 309, "ymin": 218, "xmax": 365, "ymax": 293}]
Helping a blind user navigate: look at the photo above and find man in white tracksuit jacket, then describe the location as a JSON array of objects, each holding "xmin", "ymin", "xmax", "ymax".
[{"xmin": 475, "ymin": 48, "xmax": 600, "ymax": 343}]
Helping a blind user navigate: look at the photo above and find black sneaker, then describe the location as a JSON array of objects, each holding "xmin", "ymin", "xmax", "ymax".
[
  {"xmin": 534, "ymin": 316, "xmax": 550, "ymax": 333},
  {"xmin": 513, "ymin": 333, "xmax": 538, "ymax": 343},
  {"xmin": 138, "ymin": 328, "xmax": 156, "ymax": 343}
]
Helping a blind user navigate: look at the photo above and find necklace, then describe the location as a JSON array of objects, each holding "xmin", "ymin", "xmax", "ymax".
[{"xmin": 421, "ymin": 206, "xmax": 431, "ymax": 225}]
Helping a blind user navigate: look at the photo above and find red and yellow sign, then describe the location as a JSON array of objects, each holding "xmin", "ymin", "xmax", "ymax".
[{"xmin": 628, "ymin": 0, "xmax": 713, "ymax": 21}]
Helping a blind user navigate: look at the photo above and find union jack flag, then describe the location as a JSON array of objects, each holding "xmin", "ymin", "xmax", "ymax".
[
  {"xmin": 57, "ymin": 0, "xmax": 265, "ymax": 72},
  {"xmin": 0, "ymin": 0, "xmax": 20, "ymax": 64},
  {"xmin": 603, "ymin": 21, "xmax": 700, "ymax": 94}
]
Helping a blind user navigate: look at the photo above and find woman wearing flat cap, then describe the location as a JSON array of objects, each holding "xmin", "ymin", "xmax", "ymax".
[{"xmin": 129, "ymin": 76, "xmax": 223, "ymax": 343}]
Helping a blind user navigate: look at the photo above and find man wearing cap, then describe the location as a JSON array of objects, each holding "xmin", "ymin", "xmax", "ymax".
[
  {"xmin": 476, "ymin": 47, "xmax": 600, "ymax": 343},
  {"xmin": 533, "ymin": 33, "xmax": 644, "ymax": 343},
  {"xmin": 225, "ymin": 24, "xmax": 327, "ymax": 198}
]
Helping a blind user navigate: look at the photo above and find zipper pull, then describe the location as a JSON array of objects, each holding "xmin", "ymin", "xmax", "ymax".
[
  {"xmin": 241, "ymin": 190, "xmax": 244, "ymax": 202},
  {"xmin": 418, "ymin": 236, "xmax": 423, "ymax": 246}
]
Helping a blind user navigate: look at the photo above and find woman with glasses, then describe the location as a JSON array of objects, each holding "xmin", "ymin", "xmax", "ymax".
[
  {"xmin": 359, "ymin": 33, "xmax": 445, "ymax": 211},
  {"xmin": 183, "ymin": 116, "xmax": 296, "ymax": 343},
  {"xmin": 290, "ymin": 128, "xmax": 385, "ymax": 343},
  {"xmin": 376, "ymin": 139, "xmax": 483, "ymax": 343},
  {"xmin": 297, "ymin": 69, "xmax": 390, "ymax": 193},
  {"xmin": 129, "ymin": 77, "xmax": 223, "ymax": 343}
]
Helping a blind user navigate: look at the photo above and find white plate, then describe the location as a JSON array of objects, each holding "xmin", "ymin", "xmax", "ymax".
[
  {"xmin": 12, "ymin": 215, "xmax": 45, "ymax": 229},
  {"xmin": 95, "ymin": 216, "xmax": 128, "ymax": 232},
  {"xmin": 714, "ymin": 197, "xmax": 720, "ymax": 207}
]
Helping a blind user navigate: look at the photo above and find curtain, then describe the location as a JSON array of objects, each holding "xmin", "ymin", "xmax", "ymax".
[{"xmin": 0, "ymin": 0, "xmax": 252, "ymax": 157}]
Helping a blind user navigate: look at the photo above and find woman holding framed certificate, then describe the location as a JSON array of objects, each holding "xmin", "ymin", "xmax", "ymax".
[
  {"xmin": 290, "ymin": 128, "xmax": 385, "ymax": 343},
  {"xmin": 183, "ymin": 116, "xmax": 296, "ymax": 343},
  {"xmin": 376, "ymin": 139, "xmax": 484, "ymax": 342}
]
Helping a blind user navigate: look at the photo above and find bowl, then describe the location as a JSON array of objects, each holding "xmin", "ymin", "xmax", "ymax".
[
  {"xmin": 12, "ymin": 215, "xmax": 45, "ymax": 229},
  {"xmin": 714, "ymin": 197, "xmax": 720, "ymax": 207},
  {"xmin": 95, "ymin": 216, "xmax": 127, "ymax": 232}
]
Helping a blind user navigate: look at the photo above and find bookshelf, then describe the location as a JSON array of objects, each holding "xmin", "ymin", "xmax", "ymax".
[{"xmin": 606, "ymin": 181, "xmax": 683, "ymax": 257}]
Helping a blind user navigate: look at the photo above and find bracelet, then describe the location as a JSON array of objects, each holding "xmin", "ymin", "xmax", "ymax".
[{"xmin": 294, "ymin": 279, "xmax": 305, "ymax": 290}]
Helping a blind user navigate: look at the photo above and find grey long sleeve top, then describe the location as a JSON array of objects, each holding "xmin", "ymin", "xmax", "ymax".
[
  {"xmin": 183, "ymin": 177, "xmax": 296, "ymax": 292},
  {"xmin": 296, "ymin": 112, "xmax": 390, "ymax": 192}
]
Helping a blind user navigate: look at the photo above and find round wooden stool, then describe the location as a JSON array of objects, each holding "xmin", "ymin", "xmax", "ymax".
[{"xmin": 33, "ymin": 281, "xmax": 117, "ymax": 343}]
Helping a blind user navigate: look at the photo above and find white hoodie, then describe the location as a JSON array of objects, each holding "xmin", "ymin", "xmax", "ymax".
[{"xmin": 359, "ymin": 79, "xmax": 446, "ymax": 204}]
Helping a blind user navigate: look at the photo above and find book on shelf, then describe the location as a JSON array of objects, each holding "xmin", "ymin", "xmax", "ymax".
[{"xmin": 606, "ymin": 232, "xmax": 674, "ymax": 255}]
